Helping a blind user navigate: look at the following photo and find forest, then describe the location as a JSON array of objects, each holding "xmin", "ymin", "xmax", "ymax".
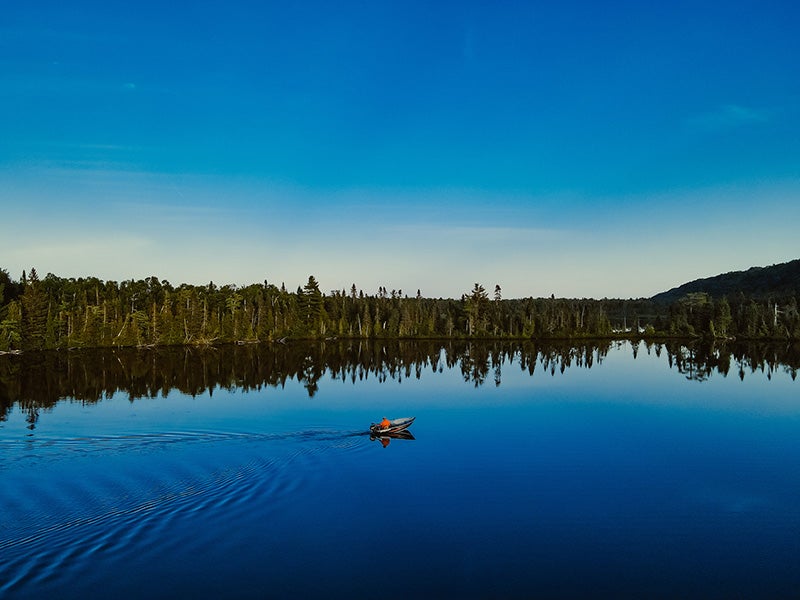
[{"xmin": 1, "ymin": 266, "xmax": 799, "ymax": 352}]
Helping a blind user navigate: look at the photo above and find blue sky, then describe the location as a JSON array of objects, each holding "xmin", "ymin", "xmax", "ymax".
[{"xmin": 2, "ymin": 0, "xmax": 798, "ymax": 298}]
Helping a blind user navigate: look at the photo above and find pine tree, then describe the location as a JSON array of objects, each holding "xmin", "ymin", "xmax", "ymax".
[
  {"xmin": 713, "ymin": 297, "xmax": 733, "ymax": 338},
  {"xmin": 21, "ymin": 268, "xmax": 48, "ymax": 350},
  {"xmin": 0, "ymin": 300, "xmax": 22, "ymax": 350},
  {"xmin": 466, "ymin": 283, "xmax": 489, "ymax": 336},
  {"xmin": 300, "ymin": 275, "xmax": 323, "ymax": 335}
]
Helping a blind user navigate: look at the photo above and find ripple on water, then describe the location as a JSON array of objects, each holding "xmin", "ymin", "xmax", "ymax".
[{"xmin": 0, "ymin": 427, "xmax": 373, "ymax": 598}]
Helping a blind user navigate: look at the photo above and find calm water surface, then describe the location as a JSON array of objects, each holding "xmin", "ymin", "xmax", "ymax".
[{"xmin": 1, "ymin": 341, "xmax": 799, "ymax": 598}]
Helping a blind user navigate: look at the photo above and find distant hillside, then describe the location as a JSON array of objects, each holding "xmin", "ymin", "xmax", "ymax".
[{"xmin": 652, "ymin": 259, "xmax": 800, "ymax": 304}]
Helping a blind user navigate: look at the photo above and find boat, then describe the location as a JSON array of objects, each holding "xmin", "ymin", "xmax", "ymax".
[{"xmin": 369, "ymin": 416, "xmax": 415, "ymax": 435}]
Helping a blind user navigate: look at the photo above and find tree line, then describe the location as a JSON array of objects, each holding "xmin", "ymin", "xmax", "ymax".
[{"xmin": 1, "ymin": 267, "xmax": 799, "ymax": 351}]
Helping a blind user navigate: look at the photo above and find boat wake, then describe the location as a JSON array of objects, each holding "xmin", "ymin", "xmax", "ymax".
[{"xmin": 0, "ymin": 426, "xmax": 371, "ymax": 597}]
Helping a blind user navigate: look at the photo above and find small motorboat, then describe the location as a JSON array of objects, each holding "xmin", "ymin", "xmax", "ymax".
[{"xmin": 369, "ymin": 416, "xmax": 415, "ymax": 435}]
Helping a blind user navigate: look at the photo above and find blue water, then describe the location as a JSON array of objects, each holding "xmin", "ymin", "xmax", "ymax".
[{"xmin": 2, "ymin": 342, "xmax": 799, "ymax": 598}]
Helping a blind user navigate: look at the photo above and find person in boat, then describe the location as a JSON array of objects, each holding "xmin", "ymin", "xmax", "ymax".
[{"xmin": 379, "ymin": 416, "xmax": 391, "ymax": 430}]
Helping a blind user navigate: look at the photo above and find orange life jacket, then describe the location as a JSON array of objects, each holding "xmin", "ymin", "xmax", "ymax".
[{"xmin": 380, "ymin": 417, "xmax": 391, "ymax": 429}]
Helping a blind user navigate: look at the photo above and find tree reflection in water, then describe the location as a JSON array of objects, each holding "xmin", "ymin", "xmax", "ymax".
[{"xmin": 1, "ymin": 339, "xmax": 798, "ymax": 428}]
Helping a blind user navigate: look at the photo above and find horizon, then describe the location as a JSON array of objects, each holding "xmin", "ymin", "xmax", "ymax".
[
  {"xmin": 5, "ymin": 256, "xmax": 797, "ymax": 302},
  {"xmin": 2, "ymin": 1, "xmax": 799, "ymax": 298}
]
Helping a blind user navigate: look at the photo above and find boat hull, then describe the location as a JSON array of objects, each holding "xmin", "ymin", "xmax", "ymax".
[{"xmin": 369, "ymin": 416, "xmax": 415, "ymax": 435}]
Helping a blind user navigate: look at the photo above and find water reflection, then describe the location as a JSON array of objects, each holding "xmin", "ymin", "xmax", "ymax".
[
  {"xmin": 370, "ymin": 430, "xmax": 416, "ymax": 448},
  {"xmin": 1, "ymin": 339, "xmax": 798, "ymax": 427}
]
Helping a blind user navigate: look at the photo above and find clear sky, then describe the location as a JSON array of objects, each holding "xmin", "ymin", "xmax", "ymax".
[{"xmin": 2, "ymin": 0, "xmax": 798, "ymax": 298}]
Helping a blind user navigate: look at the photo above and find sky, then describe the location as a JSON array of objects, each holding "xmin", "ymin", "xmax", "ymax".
[{"xmin": 1, "ymin": 0, "xmax": 799, "ymax": 299}]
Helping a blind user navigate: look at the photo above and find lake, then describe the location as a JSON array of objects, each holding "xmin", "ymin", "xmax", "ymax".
[{"xmin": 1, "ymin": 340, "xmax": 799, "ymax": 599}]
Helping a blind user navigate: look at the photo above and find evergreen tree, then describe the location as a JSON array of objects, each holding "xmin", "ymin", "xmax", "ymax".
[
  {"xmin": 300, "ymin": 275, "xmax": 323, "ymax": 335},
  {"xmin": 20, "ymin": 268, "xmax": 48, "ymax": 350},
  {"xmin": 0, "ymin": 301, "xmax": 22, "ymax": 350},
  {"xmin": 713, "ymin": 297, "xmax": 733, "ymax": 338},
  {"xmin": 465, "ymin": 283, "xmax": 489, "ymax": 336}
]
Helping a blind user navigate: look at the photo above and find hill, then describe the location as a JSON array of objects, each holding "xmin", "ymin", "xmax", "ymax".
[{"xmin": 652, "ymin": 259, "xmax": 800, "ymax": 304}]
